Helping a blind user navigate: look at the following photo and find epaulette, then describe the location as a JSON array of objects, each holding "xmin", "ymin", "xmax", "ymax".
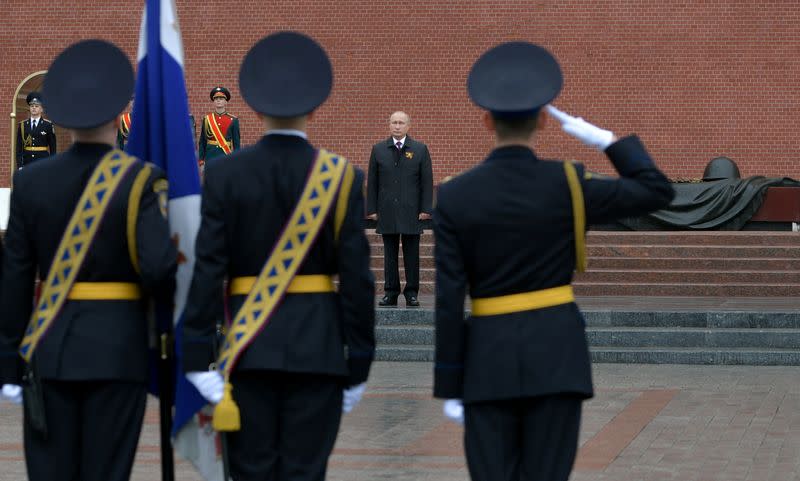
[{"xmin": 226, "ymin": 113, "xmax": 237, "ymax": 118}]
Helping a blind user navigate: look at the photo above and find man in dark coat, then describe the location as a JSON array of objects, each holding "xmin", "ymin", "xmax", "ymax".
[
  {"xmin": 433, "ymin": 42, "xmax": 675, "ymax": 481},
  {"xmin": 16, "ymin": 92, "xmax": 57, "ymax": 169},
  {"xmin": 366, "ymin": 111, "xmax": 433, "ymax": 307},
  {"xmin": 0, "ymin": 40, "xmax": 177, "ymax": 481},
  {"xmin": 182, "ymin": 31, "xmax": 375, "ymax": 481}
]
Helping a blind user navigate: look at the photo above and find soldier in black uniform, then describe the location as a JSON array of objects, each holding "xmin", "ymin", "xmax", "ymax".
[
  {"xmin": 433, "ymin": 42, "xmax": 675, "ymax": 481},
  {"xmin": 16, "ymin": 92, "xmax": 57, "ymax": 169},
  {"xmin": 0, "ymin": 40, "xmax": 177, "ymax": 481},
  {"xmin": 182, "ymin": 32, "xmax": 375, "ymax": 481}
]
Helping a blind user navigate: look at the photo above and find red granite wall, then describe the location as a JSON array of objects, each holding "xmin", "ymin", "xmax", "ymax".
[{"xmin": 2, "ymin": 0, "xmax": 799, "ymax": 186}]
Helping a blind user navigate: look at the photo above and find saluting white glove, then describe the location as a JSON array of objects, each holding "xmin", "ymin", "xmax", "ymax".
[
  {"xmin": 186, "ymin": 371, "xmax": 224, "ymax": 405},
  {"xmin": 1, "ymin": 384, "xmax": 22, "ymax": 405},
  {"xmin": 443, "ymin": 399, "xmax": 464, "ymax": 425},
  {"xmin": 342, "ymin": 383, "xmax": 366, "ymax": 414},
  {"xmin": 546, "ymin": 105, "xmax": 616, "ymax": 151}
]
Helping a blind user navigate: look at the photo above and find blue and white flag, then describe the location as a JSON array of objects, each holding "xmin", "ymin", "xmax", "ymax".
[{"xmin": 127, "ymin": 1, "xmax": 223, "ymax": 479}]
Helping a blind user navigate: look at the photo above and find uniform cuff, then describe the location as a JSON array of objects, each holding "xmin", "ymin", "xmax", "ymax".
[
  {"xmin": 0, "ymin": 352, "xmax": 23, "ymax": 385},
  {"xmin": 181, "ymin": 341, "xmax": 216, "ymax": 373},
  {"xmin": 347, "ymin": 355, "xmax": 373, "ymax": 387},
  {"xmin": 433, "ymin": 365, "xmax": 463, "ymax": 399},
  {"xmin": 604, "ymin": 135, "xmax": 653, "ymax": 177}
]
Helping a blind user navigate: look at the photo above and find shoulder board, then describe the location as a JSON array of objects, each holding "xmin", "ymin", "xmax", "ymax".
[
  {"xmin": 41, "ymin": 119, "xmax": 52, "ymax": 124},
  {"xmin": 226, "ymin": 113, "xmax": 237, "ymax": 119}
]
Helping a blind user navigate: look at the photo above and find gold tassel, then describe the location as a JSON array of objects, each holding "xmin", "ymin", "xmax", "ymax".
[{"xmin": 212, "ymin": 382, "xmax": 241, "ymax": 432}]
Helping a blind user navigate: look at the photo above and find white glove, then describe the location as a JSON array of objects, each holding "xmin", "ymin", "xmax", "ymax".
[
  {"xmin": 342, "ymin": 383, "xmax": 366, "ymax": 414},
  {"xmin": 1, "ymin": 384, "xmax": 22, "ymax": 405},
  {"xmin": 186, "ymin": 371, "xmax": 224, "ymax": 405},
  {"xmin": 546, "ymin": 105, "xmax": 616, "ymax": 151},
  {"xmin": 443, "ymin": 399, "xmax": 464, "ymax": 425}
]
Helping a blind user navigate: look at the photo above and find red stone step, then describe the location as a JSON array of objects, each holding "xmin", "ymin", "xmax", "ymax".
[
  {"xmin": 584, "ymin": 231, "xmax": 800, "ymax": 246},
  {"xmin": 367, "ymin": 231, "xmax": 800, "ymax": 247},
  {"xmin": 588, "ymin": 257, "xmax": 798, "ymax": 270},
  {"xmin": 365, "ymin": 230, "xmax": 800, "ymax": 297},
  {"xmin": 588, "ymin": 245, "xmax": 800, "ymax": 258},
  {"xmin": 573, "ymin": 283, "xmax": 800, "ymax": 297},
  {"xmin": 575, "ymin": 270, "xmax": 800, "ymax": 284}
]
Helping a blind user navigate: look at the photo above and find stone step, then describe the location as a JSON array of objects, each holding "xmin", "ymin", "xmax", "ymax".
[
  {"xmin": 370, "ymin": 256, "xmax": 800, "ymax": 271},
  {"xmin": 375, "ymin": 309, "xmax": 800, "ymax": 329},
  {"xmin": 376, "ymin": 325, "xmax": 800, "ymax": 349},
  {"xmin": 586, "ymin": 327, "xmax": 800, "ymax": 349},
  {"xmin": 368, "ymin": 244, "xmax": 800, "ymax": 259},
  {"xmin": 372, "ymin": 264, "xmax": 800, "ymax": 284},
  {"xmin": 589, "ymin": 347, "xmax": 800, "ymax": 365},
  {"xmin": 366, "ymin": 232, "xmax": 800, "ymax": 247},
  {"xmin": 588, "ymin": 245, "xmax": 800, "ymax": 258},
  {"xmin": 374, "ymin": 281, "xmax": 800, "ymax": 297},
  {"xmin": 583, "ymin": 231, "xmax": 800, "ymax": 246},
  {"xmin": 370, "ymin": 255, "xmax": 800, "ymax": 273},
  {"xmin": 574, "ymin": 270, "xmax": 800, "ymax": 283},
  {"xmin": 375, "ymin": 345, "xmax": 434, "ymax": 362},
  {"xmin": 373, "ymin": 345, "xmax": 800, "ymax": 365},
  {"xmin": 586, "ymin": 257, "xmax": 799, "ymax": 270},
  {"xmin": 573, "ymin": 282, "xmax": 800, "ymax": 297}
]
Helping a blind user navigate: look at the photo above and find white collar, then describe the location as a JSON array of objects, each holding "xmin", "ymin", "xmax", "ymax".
[
  {"xmin": 30, "ymin": 117, "xmax": 41, "ymax": 123},
  {"xmin": 266, "ymin": 129, "xmax": 307, "ymax": 139},
  {"xmin": 392, "ymin": 136, "xmax": 406, "ymax": 147}
]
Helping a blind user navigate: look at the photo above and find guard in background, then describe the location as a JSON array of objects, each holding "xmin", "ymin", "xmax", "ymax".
[
  {"xmin": 182, "ymin": 32, "xmax": 375, "ymax": 481},
  {"xmin": 16, "ymin": 92, "xmax": 57, "ymax": 169},
  {"xmin": 117, "ymin": 97, "xmax": 133, "ymax": 150},
  {"xmin": 198, "ymin": 86, "xmax": 240, "ymax": 171},
  {"xmin": 0, "ymin": 40, "xmax": 177, "ymax": 481},
  {"xmin": 433, "ymin": 42, "xmax": 675, "ymax": 481}
]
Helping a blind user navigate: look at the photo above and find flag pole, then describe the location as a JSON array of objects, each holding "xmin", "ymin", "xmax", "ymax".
[{"xmin": 157, "ymin": 303, "xmax": 177, "ymax": 481}]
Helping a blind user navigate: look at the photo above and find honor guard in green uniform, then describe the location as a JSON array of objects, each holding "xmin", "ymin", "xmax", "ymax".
[
  {"xmin": 117, "ymin": 97, "xmax": 133, "ymax": 150},
  {"xmin": 432, "ymin": 42, "xmax": 675, "ymax": 481},
  {"xmin": 198, "ymin": 86, "xmax": 240, "ymax": 170},
  {"xmin": 182, "ymin": 32, "xmax": 375, "ymax": 481},
  {"xmin": 16, "ymin": 92, "xmax": 57, "ymax": 169},
  {"xmin": 0, "ymin": 40, "xmax": 177, "ymax": 481}
]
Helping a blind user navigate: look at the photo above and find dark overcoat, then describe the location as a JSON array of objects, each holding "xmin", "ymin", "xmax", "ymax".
[
  {"xmin": 366, "ymin": 136, "xmax": 433, "ymax": 234},
  {"xmin": 0, "ymin": 143, "xmax": 177, "ymax": 384},
  {"xmin": 182, "ymin": 134, "xmax": 375, "ymax": 386},
  {"xmin": 433, "ymin": 136, "xmax": 675, "ymax": 403}
]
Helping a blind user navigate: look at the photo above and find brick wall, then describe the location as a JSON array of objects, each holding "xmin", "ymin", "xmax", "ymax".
[{"xmin": 3, "ymin": 0, "xmax": 799, "ymax": 187}]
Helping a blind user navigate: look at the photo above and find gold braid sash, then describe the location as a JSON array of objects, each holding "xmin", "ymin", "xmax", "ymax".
[
  {"xmin": 212, "ymin": 149, "xmax": 349, "ymax": 431},
  {"xmin": 205, "ymin": 114, "xmax": 232, "ymax": 155},
  {"xmin": 18, "ymin": 149, "xmax": 138, "ymax": 361}
]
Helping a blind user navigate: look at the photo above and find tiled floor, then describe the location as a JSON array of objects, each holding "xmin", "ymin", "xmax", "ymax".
[{"xmin": 2, "ymin": 362, "xmax": 800, "ymax": 480}]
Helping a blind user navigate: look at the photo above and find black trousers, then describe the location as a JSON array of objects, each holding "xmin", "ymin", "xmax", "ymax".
[
  {"xmin": 382, "ymin": 233, "xmax": 419, "ymax": 297},
  {"xmin": 24, "ymin": 380, "xmax": 147, "ymax": 481},
  {"xmin": 464, "ymin": 394, "xmax": 582, "ymax": 481},
  {"xmin": 228, "ymin": 370, "xmax": 343, "ymax": 481}
]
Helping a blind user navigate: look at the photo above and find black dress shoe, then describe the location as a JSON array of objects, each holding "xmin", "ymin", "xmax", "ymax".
[
  {"xmin": 378, "ymin": 295, "xmax": 398, "ymax": 307},
  {"xmin": 405, "ymin": 296, "xmax": 420, "ymax": 307}
]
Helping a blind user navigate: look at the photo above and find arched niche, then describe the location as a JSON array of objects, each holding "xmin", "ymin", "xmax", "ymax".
[{"xmin": 10, "ymin": 71, "xmax": 70, "ymax": 174}]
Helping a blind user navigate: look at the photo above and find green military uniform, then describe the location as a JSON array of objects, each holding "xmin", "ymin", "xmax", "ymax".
[{"xmin": 198, "ymin": 86, "xmax": 240, "ymax": 169}]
